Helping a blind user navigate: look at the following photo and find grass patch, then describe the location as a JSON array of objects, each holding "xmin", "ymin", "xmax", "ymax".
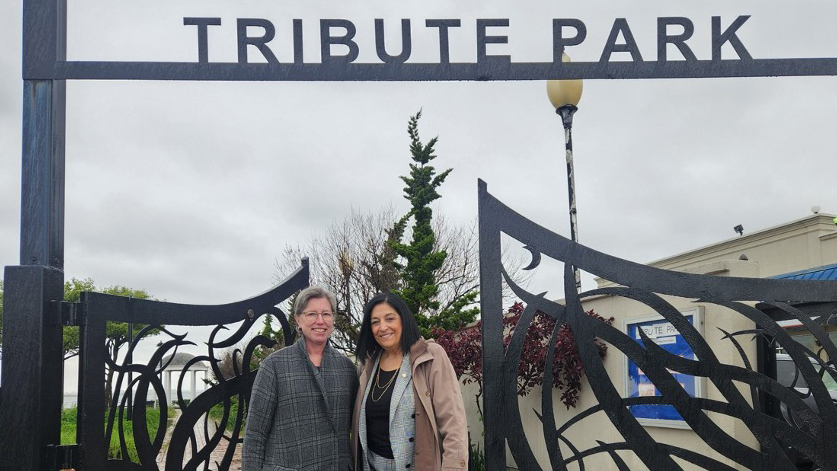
[
  {"xmin": 209, "ymin": 397, "xmax": 245, "ymax": 432},
  {"xmin": 61, "ymin": 406, "xmax": 173, "ymax": 462},
  {"xmin": 60, "ymin": 406, "xmax": 78, "ymax": 445}
]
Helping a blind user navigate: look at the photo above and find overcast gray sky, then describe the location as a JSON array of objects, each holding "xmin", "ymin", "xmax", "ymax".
[{"xmin": 2, "ymin": 0, "xmax": 837, "ymax": 391}]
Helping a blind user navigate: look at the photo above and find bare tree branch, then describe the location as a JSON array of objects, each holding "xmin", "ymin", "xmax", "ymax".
[{"xmin": 274, "ymin": 206, "xmax": 530, "ymax": 353}]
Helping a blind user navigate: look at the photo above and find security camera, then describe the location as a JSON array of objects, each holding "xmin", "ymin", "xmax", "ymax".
[{"xmin": 812, "ymin": 205, "xmax": 821, "ymax": 214}]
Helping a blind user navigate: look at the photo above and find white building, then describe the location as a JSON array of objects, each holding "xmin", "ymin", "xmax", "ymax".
[{"xmin": 466, "ymin": 212, "xmax": 837, "ymax": 470}]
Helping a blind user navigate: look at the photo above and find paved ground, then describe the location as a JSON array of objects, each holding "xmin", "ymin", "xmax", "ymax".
[{"xmin": 156, "ymin": 408, "xmax": 243, "ymax": 471}]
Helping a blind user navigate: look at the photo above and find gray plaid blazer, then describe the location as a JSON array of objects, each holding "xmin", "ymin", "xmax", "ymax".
[{"xmin": 243, "ymin": 338, "xmax": 358, "ymax": 471}]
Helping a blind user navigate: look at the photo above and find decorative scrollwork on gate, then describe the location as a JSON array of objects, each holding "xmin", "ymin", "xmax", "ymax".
[
  {"xmin": 478, "ymin": 181, "xmax": 837, "ymax": 471},
  {"xmin": 77, "ymin": 259, "xmax": 308, "ymax": 471}
]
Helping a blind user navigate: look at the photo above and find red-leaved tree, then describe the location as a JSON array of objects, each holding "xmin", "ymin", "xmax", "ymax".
[{"xmin": 435, "ymin": 302, "xmax": 614, "ymax": 419}]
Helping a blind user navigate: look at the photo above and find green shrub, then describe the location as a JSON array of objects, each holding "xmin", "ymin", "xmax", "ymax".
[{"xmin": 469, "ymin": 441, "xmax": 486, "ymax": 471}]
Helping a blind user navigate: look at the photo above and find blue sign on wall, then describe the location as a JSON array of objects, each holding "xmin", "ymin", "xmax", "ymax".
[{"xmin": 625, "ymin": 308, "xmax": 703, "ymax": 427}]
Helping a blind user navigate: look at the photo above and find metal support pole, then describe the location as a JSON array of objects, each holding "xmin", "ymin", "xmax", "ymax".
[
  {"xmin": 556, "ymin": 104, "xmax": 581, "ymax": 292},
  {"xmin": 0, "ymin": 79, "xmax": 67, "ymax": 471},
  {"xmin": 1, "ymin": 0, "xmax": 68, "ymax": 463}
]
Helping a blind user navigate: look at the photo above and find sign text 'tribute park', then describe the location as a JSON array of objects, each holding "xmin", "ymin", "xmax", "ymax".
[
  {"xmin": 182, "ymin": 16, "xmax": 752, "ymax": 65},
  {"xmin": 25, "ymin": 5, "xmax": 837, "ymax": 81}
]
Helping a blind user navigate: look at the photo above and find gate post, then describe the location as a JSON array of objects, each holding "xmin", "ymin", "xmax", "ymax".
[
  {"xmin": 0, "ymin": 80, "xmax": 67, "ymax": 468},
  {"xmin": 1, "ymin": 0, "xmax": 68, "ymax": 463},
  {"xmin": 0, "ymin": 267, "xmax": 65, "ymax": 471},
  {"xmin": 478, "ymin": 181, "xmax": 509, "ymax": 470},
  {"xmin": 0, "ymin": 78, "xmax": 67, "ymax": 467}
]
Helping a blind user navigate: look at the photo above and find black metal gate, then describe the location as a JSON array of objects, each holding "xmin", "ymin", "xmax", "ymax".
[
  {"xmin": 478, "ymin": 181, "xmax": 837, "ymax": 471},
  {"xmin": 4, "ymin": 0, "xmax": 837, "ymax": 469},
  {"xmin": 73, "ymin": 260, "xmax": 308, "ymax": 471}
]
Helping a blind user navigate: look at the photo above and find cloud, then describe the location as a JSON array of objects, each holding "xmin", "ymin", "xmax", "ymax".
[{"xmin": 3, "ymin": 0, "xmax": 837, "ymax": 391}]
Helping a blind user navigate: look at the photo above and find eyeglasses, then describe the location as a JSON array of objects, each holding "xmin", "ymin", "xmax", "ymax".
[{"xmin": 302, "ymin": 311, "xmax": 334, "ymax": 321}]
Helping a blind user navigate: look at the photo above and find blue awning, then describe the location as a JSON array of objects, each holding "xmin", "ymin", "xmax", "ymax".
[{"xmin": 773, "ymin": 263, "xmax": 837, "ymax": 281}]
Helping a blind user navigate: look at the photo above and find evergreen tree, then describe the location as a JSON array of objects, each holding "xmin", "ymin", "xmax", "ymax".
[
  {"xmin": 248, "ymin": 312, "xmax": 287, "ymax": 366},
  {"xmin": 276, "ymin": 111, "xmax": 498, "ymax": 349},
  {"xmin": 391, "ymin": 111, "xmax": 478, "ymax": 335}
]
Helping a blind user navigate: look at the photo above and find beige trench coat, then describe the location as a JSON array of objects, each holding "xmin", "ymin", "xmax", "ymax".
[{"xmin": 352, "ymin": 338, "xmax": 468, "ymax": 470}]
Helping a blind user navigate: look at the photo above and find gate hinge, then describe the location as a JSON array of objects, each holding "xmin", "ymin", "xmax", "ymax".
[
  {"xmin": 58, "ymin": 301, "xmax": 82, "ymax": 326},
  {"xmin": 46, "ymin": 444, "xmax": 81, "ymax": 470}
]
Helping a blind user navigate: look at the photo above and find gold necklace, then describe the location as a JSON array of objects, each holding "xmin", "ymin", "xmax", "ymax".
[{"xmin": 371, "ymin": 366, "xmax": 398, "ymax": 402}]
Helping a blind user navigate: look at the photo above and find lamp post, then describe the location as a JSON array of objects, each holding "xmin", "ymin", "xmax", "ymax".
[{"xmin": 547, "ymin": 53, "xmax": 584, "ymax": 291}]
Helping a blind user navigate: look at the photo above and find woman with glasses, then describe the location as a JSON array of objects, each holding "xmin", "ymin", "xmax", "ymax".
[
  {"xmin": 243, "ymin": 286, "xmax": 358, "ymax": 471},
  {"xmin": 352, "ymin": 292, "xmax": 468, "ymax": 471}
]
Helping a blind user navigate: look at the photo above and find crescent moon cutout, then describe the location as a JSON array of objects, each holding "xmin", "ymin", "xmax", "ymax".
[{"xmin": 522, "ymin": 245, "xmax": 542, "ymax": 271}]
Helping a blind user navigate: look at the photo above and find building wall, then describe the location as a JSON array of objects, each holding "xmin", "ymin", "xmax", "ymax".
[
  {"xmin": 641, "ymin": 214, "xmax": 837, "ymax": 279},
  {"xmin": 466, "ymin": 214, "xmax": 837, "ymax": 470}
]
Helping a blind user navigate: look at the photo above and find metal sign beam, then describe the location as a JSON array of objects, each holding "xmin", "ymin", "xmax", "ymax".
[{"xmin": 23, "ymin": 58, "xmax": 837, "ymax": 81}]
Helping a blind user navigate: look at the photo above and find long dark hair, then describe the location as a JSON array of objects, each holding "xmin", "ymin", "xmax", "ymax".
[{"xmin": 354, "ymin": 292, "xmax": 421, "ymax": 360}]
